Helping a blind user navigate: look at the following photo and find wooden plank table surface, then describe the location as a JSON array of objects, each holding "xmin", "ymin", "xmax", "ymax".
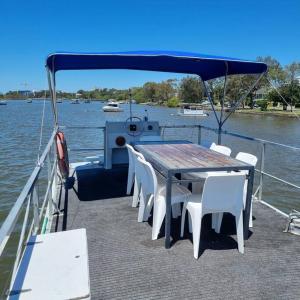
[{"xmin": 134, "ymin": 142, "xmax": 254, "ymax": 249}]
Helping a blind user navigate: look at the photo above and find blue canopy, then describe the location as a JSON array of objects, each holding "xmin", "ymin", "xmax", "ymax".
[{"xmin": 46, "ymin": 51, "xmax": 267, "ymax": 81}]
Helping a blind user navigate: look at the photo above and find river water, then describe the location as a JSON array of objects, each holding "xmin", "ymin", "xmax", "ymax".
[{"xmin": 0, "ymin": 100, "xmax": 300, "ymax": 291}]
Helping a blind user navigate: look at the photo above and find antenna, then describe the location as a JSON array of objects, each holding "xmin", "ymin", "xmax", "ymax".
[{"xmin": 129, "ymin": 89, "xmax": 132, "ymax": 120}]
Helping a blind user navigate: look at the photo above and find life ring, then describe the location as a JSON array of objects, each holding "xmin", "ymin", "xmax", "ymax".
[{"xmin": 55, "ymin": 131, "xmax": 69, "ymax": 179}]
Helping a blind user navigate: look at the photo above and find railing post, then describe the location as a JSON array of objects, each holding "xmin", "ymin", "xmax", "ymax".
[
  {"xmin": 197, "ymin": 125, "xmax": 202, "ymax": 145},
  {"xmin": 258, "ymin": 143, "xmax": 265, "ymax": 201}
]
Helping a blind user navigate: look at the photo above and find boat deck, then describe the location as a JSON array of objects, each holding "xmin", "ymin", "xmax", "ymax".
[{"xmin": 52, "ymin": 165, "xmax": 300, "ymax": 300}]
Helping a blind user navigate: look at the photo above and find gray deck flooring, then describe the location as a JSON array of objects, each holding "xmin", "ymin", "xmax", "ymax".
[{"xmin": 52, "ymin": 165, "xmax": 300, "ymax": 300}]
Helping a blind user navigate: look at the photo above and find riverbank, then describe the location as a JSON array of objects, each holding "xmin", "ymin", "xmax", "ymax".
[{"xmin": 206, "ymin": 107, "xmax": 300, "ymax": 118}]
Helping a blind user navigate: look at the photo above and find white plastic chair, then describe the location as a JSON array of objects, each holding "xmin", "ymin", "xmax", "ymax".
[
  {"xmin": 180, "ymin": 172, "xmax": 246, "ymax": 259},
  {"xmin": 126, "ymin": 144, "xmax": 145, "ymax": 207},
  {"xmin": 136, "ymin": 156, "xmax": 191, "ymax": 239},
  {"xmin": 215, "ymin": 152, "xmax": 258, "ymax": 230}
]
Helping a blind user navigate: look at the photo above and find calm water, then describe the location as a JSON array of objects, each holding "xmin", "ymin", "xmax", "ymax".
[
  {"xmin": 1, "ymin": 100, "xmax": 300, "ymax": 216},
  {"xmin": 0, "ymin": 100, "xmax": 300, "ymax": 291}
]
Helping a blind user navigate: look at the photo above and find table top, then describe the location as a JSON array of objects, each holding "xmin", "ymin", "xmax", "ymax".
[{"xmin": 135, "ymin": 142, "xmax": 252, "ymax": 175}]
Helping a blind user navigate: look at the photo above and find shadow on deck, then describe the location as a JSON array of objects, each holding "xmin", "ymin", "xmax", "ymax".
[{"xmin": 52, "ymin": 165, "xmax": 300, "ymax": 300}]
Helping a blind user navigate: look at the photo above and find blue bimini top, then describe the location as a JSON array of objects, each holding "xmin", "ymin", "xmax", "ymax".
[{"xmin": 46, "ymin": 50, "xmax": 267, "ymax": 81}]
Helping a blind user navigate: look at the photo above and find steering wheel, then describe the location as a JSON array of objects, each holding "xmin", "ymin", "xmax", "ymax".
[{"xmin": 125, "ymin": 116, "xmax": 144, "ymax": 137}]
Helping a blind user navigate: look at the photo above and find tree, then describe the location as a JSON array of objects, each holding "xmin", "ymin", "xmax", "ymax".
[
  {"xmin": 267, "ymin": 84, "xmax": 300, "ymax": 111},
  {"xmin": 143, "ymin": 82, "xmax": 158, "ymax": 102},
  {"xmin": 179, "ymin": 76, "xmax": 203, "ymax": 103},
  {"xmin": 285, "ymin": 62, "xmax": 300, "ymax": 83},
  {"xmin": 156, "ymin": 79, "xmax": 176, "ymax": 104},
  {"xmin": 256, "ymin": 56, "xmax": 287, "ymax": 87},
  {"xmin": 131, "ymin": 87, "xmax": 145, "ymax": 103}
]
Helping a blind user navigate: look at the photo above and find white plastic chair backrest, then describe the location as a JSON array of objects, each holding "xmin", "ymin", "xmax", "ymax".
[
  {"xmin": 131, "ymin": 149, "xmax": 145, "ymax": 184},
  {"xmin": 201, "ymin": 173, "xmax": 245, "ymax": 212},
  {"xmin": 209, "ymin": 142, "xmax": 217, "ymax": 150},
  {"xmin": 126, "ymin": 144, "xmax": 135, "ymax": 171},
  {"xmin": 136, "ymin": 156, "xmax": 158, "ymax": 197},
  {"xmin": 140, "ymin": 135, "xmax": 162, "ymax": 142},
  {"xmin": 235, "ymin": 152, "xmax": 258, "ymax": 206},
  {"xmin": 236, "ymin": 152, "xmax": 258, "ymax": 171},
  {"xmin": 211, "ymin": 144, "xmax": 231, "ymax": 156}
]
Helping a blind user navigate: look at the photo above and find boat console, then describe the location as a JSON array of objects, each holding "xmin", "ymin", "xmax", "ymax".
[{"xmin": 104, "ymin": 120, "xmax": 160, "ymax": 169}]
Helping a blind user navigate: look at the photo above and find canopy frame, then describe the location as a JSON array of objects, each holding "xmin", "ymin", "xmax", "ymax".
[{"xmin": 46, "ymin": 51, "xmax": 267, "ymax": 142}]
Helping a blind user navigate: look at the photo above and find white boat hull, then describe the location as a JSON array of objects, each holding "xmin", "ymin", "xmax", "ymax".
[
  {"xmin": 178, "ymin": 109, "xmax": 207, "ymax": 116},
  {"xmin": 103, "ymin": 106, "xmax": 123, "ymax": 112}
]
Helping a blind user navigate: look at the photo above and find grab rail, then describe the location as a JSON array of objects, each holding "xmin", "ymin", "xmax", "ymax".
[{"xmin": 0, "ymin": 129, "xmax": 58, "ymax": 292}]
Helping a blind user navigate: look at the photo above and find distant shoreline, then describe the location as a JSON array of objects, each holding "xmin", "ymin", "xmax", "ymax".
[
  {"xmin": 2, "ymin": 99, "xmax": 300, "ymax": 118},
  {"xmin": 206, "ymin": 107, "xmax": 300, "ymax": 118}
]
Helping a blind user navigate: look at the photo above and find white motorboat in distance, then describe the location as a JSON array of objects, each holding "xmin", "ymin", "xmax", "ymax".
[
  {"xmin": 103, "ymin": 102, "xmax": 123, "ymax": 112},
  {"xmin": 178, "ymin": 104, "xmax": 208, "ymax": 117}
]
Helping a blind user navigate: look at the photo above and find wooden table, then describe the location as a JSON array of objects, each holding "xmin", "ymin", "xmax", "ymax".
[{"xmin": 134, "ymin": 142, "xmax": 254, "ymax": 249}]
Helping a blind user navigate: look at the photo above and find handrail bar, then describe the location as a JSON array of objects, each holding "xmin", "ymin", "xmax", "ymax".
[
  {"xmin": 69, "ymin": 148, "xmax": 104, "ymax": 152},
  {"xmin": 160, "ymin": 124, "xmax": 300, "ymax": 151},
  {"xmin": 261, "ymin": 170, "xmax": 300, "ymax": 190},
  {"xmin": 0, "ymin": 129, "xmax": 57, "ymax": 255},
  {"xmin": 59, "ymin": 125, "xmax": 106, "ymax": 129},
  {"xmin": 200, "ymin": 125, "xmax": 300, "ymax": 151}
]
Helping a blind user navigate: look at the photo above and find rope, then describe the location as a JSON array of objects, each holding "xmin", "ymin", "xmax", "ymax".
[
  {"xmin": 37, "ymin": 93, "xmax": 47, "ymax": 163},
  {"xmin": 266, "ymin": 76, "xmax": 300, "ymax": 121}
]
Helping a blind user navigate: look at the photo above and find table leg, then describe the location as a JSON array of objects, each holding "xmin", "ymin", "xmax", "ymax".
[
  {"xmin": 165, "ymin": 172, "xmax": 172, "ymax": 249},
  {"xmin": 244, "ymin": 167, "xmax": 254, "ymax": 239}
]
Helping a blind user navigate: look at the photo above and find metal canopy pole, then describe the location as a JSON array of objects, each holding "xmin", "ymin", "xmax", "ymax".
[
  {"xmin": 200, "ymin": 70, "xmax": 266, "ymax": 145},
  {"xmin": 200, "ymin": 77, "xmax": 220, "ymax": 124},
  {"xmin": 47, "ymin": 68, "xmax": 58, "ymax": 128},
  {"xmin": 221, "ymin": 72, "xmax": 266, "ymax": 127},
  {"xmin": 200, "ymin": 77, "xmax": 222, "ymax": 143},
  {"xmin": 47, "ymin": 68, "xmax": 58, "ymax": 127},
  {"xmin": 218, "ymin": 62, "xmax": 229, "ymax": 144}
]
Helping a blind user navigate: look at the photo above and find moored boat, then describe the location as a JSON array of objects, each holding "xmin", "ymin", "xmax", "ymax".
[
  {"xmin": 178, "ymin": 104, "xmax": 208, "ymax": 116},
  {"xmin": 102, "ymin": 102, "xmax": 123, "ymax": 112}
]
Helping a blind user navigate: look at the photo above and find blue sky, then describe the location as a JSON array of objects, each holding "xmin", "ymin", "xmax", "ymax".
[{"xmin": 1, "ymin": 0, "xmax": 300, "ymax": 92}]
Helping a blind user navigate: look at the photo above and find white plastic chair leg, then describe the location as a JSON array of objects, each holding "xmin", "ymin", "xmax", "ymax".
[
  {"xmin": 137, "ymin": 196, "xmax": 146, "ymax": 223},
  {"xmin": 215, "ymin": 213, "xmax": 223, "ymax": 234},
  {"xmin": 181, "ymin": 203, "xmax": 192, "ymax": 235},
  {"xmin": 137, "ymin": 191, "xmax": 148, "ymax": 222},
  {"xmin": 188, "ymin": 213, "xmax": 193, "ymax": 233},
  {"xmin": 180, "ymin": 202, "xmax": 187, "ymax": 237},
  {"xmin": 249, "ymin": 200, "xmax": 253, "ymax": 227},
  {"xmin": 235, "ymin": 210, "xmax": 244, "ymax": 254},
  {"xmin": 127, "ymin": 169, "xmax": 134, "ymax": 195},
  {"xmin": 211, "ymin": 213, "xmax": 216, "ymax": 230},
  {"xmin": 188, "ymin": 208, "xmax": 202, "ymax": 259},
  {"xmin": 132, "ymin": 178, "xmax": 140, "ymax": 207},
  {"xmin": 144, "ymin": 194, "xmax": 154, "ymax": 221},
  {"xmin": 152, "ymin": 198, "xmax": 166, "ymax": 240}
]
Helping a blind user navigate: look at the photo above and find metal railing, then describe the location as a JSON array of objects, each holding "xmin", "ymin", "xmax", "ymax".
[
  {"xmin": 0, "ymin": 129, "xmax": 58, "ymax": 293},
  {"xmin": 160, "ymin": 124, "xmax": 300, "ymax": 215},
  {"xmin": 1, "ymin": 122, "xmax": 299, "ymax": 294}
]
